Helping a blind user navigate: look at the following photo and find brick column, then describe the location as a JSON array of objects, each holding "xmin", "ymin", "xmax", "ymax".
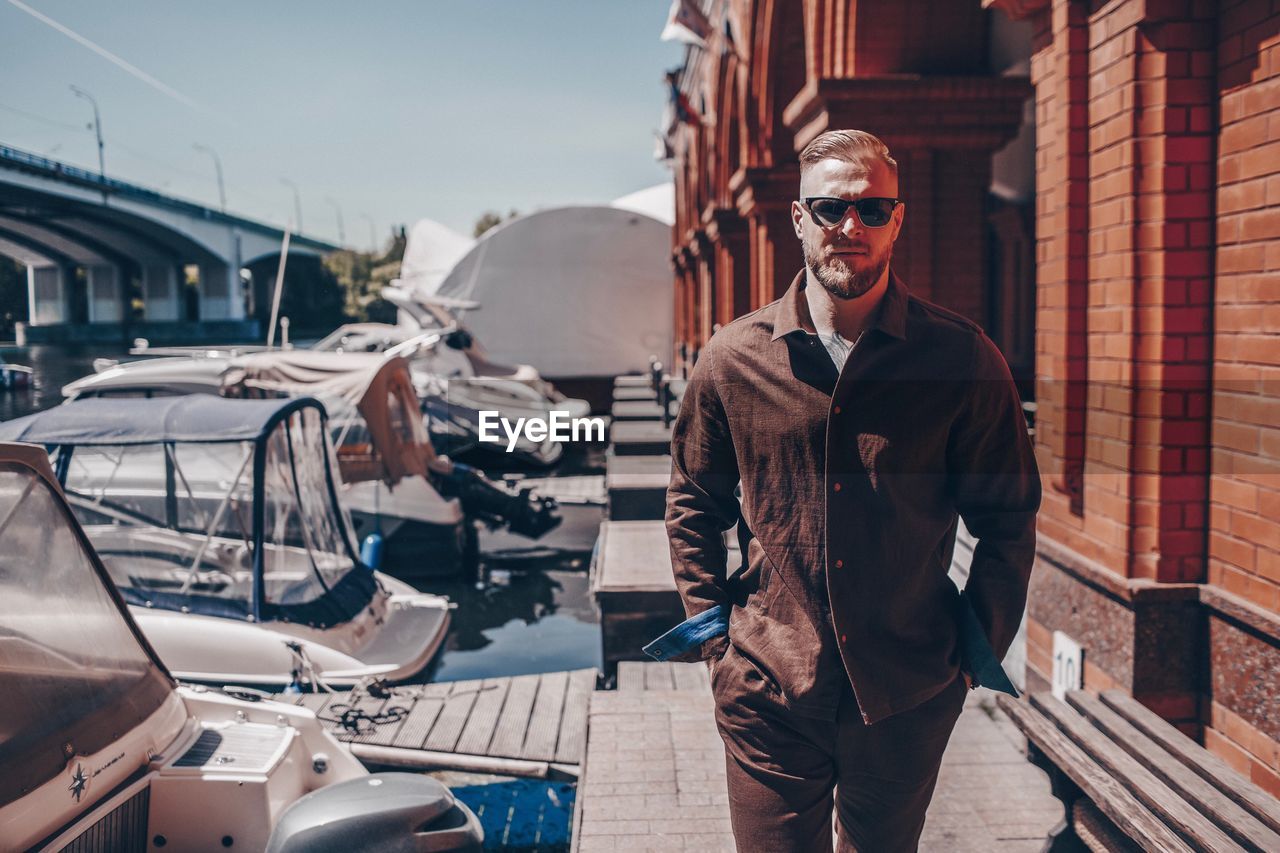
[
  {"xmin": 691, "ymin": 232, "xmax": 716, "ymax": 351},
  {"xmin": 1013, "ymin": 0, "xmax": 1217, "ymax": 730},
  {"xmin": 731, "ymin": 166, "xmax": 803, "ymax": 311},
  {"xmin": 671, "ymin": 251, "xmax": 692, "ymax": 375},
  {"xmin": 705, "ymin": 208, "xmax": 752, "ymax": 328}
]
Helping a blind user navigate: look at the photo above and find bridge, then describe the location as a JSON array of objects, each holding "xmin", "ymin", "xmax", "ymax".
[{"xmin": 0, "ymin": 144, "xmax": 341, "ymax": 343}]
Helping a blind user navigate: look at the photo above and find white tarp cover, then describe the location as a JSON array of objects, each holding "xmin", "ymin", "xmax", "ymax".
[
  {"xmin": 431, "ymin": 206, "xmax": 672, "ymax": 379},
  {"xmin": 398, "ymin": 219, "xmax": 475, "ymax": 297},
  {"xmin": 610, "ymin": 183, "xmax": 675, "ymax": 225}
]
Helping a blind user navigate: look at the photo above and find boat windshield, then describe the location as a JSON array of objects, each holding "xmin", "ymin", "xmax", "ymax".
[
  {"xmin": 59, "ymin": 407, "xmax": 360, "ymax": 619},
  {"xmin": 0, "ymin": 462, "xmax": 170, "ymax": 807},
  {"xmin": 313, "ymin": 325, "xmax": 405, "ymax": 354}
]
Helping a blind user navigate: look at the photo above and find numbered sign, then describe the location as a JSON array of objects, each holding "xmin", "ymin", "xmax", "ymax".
[{"xmin": 1052, "ymin": 631, "xmax": 1083, "ymax": 700}]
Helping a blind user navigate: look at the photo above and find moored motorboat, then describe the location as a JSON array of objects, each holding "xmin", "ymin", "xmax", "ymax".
[
  {"xmin": 63, "ymin": 351, "xmax": 562, "ymax": 576},
  {"xmin": 0, "ymin": 361, "xmax": 32, "ymax": 389},
  {"xmin": 0, "ymin": 395, "xmax": 452, "ymax": 687},
  {"xmin": 0, "ymin": 441, "xmax": 482, "ymax": 852}
]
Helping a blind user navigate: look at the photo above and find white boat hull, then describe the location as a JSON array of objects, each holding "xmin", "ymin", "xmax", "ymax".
[{"xmin": 129, "ymin": 583, "xmax": 450, "ymax": 688}]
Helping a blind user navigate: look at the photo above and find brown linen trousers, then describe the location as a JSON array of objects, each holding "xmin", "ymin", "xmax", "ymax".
[{"xmin": 666, "ymin": 270, "xmax": 1041, "ymax": 850}]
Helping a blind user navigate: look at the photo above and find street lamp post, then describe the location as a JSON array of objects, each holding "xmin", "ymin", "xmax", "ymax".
[
  {"xmin": 325, "ymin": 197, "xmax": 346, "ymax": 246},
  {"xmin": 69, "ymin": 84, "xmax": 105, "ymax": 179},
  {"xmin": 280, "ymin": 178, "xmax": 302, "ymax": 233},
  {"xmin": 193, "ymin": 143, "xmax": 227, "ymax": 213}
]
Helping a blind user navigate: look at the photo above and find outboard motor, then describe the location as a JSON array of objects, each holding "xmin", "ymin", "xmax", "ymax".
[
  {"xmin": 437, "ymin": 462, "xmax": 562, "ymax": 539},
  {"xmin": 266, "ymin": 773, "xmax": 482, "ymax": 852},
  {"xmin": 444, "ymin": 329, "xmax": 474, "ymax": 350}
]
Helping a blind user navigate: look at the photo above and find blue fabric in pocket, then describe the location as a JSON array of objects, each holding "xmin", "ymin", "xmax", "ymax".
[{"xmin": 643, "ymin": 605, "xmax": 729, "ymax": 661}]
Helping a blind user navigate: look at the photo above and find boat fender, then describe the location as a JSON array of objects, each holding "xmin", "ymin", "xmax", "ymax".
[{"xmin": 360, "ymin": 533, "xmax": 384, "ymax": 571}]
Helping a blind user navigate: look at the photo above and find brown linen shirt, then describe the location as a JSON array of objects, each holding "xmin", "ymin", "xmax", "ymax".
[{"xmin": 666, "ymin": 269, "xmax": 1041, "ymax": 725}]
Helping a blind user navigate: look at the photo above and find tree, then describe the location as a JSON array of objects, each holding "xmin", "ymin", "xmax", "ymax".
[{"xmin": 473, "ymin": 209, "xmax": 519, "ymax": 238}]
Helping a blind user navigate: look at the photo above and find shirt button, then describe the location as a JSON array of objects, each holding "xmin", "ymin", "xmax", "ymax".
[
  {"xmin": 833, "ymin": 406, "xmax": 842, "ymax": 415},
  {"xmin": 833, "ymin": 482, "xmax": 842, "ymax": 492},
  {"xmin": 834, "ymin": 559, "xmax": 844, "ymax": 569}
]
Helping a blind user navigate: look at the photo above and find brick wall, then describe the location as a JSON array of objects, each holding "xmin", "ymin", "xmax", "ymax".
[
  {"xmin": 1026, "ymin": 0, "xmax": 1280, "ymax": 796},
  {"xmin": 1211, "ymin": 0, "xmax": 1280, "ymax": 615},
  {"xmin": 1205, "ymin": 0, "xmax": 1280, "ymax": 796}
]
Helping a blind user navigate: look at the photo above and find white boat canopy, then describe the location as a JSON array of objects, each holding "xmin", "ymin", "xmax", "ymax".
[
  {"xmin": 420, "ymin": 205, "xmax": 673, "ymax": 379},
  {"xmin": 0, "ymin": 396, "xmax": 375, "ymax": 629}
]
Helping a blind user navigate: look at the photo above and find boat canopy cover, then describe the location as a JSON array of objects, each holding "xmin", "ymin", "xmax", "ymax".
[
  {"xmin": 397, "ymin": 218, "xmax": 476, "ymax": 297},
  {"xmin": 0, "ymin": 442, "xmax": 173, "ymax": 808},
  {"xmin": 221, "ymin": 351, "xmax": 435, "ymax": 485},
  {"xmin": 430, "ymin": 205, "xmax": 674, "ymax": 378},
  {"xmin": 0, "ymin": 394, "xmax": 323, "ymax": 446},
  {"xmin": 1, "ymin": 398, "xmax": 376, "ymax": 629}
]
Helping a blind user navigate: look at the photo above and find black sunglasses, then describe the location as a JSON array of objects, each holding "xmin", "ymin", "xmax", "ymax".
[{"xmin": 802, "ymin": 196, "xmax": 900, "ymax": 229}]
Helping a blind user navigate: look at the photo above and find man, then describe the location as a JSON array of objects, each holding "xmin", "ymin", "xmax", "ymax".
[{"xmin": 663, "ymin": 130, "xmax": 1041, "ymax": 851}]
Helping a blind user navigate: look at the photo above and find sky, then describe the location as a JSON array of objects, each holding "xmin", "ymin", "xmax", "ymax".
[{"xmin": 0, "ymin": 0, "xmax": 688, "ymax": 247}]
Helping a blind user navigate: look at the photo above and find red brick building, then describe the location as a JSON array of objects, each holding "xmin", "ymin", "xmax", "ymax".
[{"xmin": 665, "ymin": 0, "xmax": 1280, "ymax": 795}]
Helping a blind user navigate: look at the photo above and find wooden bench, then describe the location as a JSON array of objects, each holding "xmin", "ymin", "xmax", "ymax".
[{"xmin": 997, "ymin": 689, "xmax": 1280, "ymax": 852}]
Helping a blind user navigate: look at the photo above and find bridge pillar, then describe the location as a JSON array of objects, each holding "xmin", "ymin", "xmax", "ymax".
[
  {"xmin": 26, "ymin": 265, "xmax": 68, "ymax": 325},
  {"xmin": 142, "ymin": 263, "xmax": 179, "ymax": 322},
  {"xmin": 86, "ymin": 264, "xmax": 123, "ymax": 324},
  {"xmin": 198, "ymin": 263, "xmax": 244, "ymax": 321}
]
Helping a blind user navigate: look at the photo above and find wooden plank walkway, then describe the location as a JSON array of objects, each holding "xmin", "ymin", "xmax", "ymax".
[
  {"xmin": 606, "ymin": 454, "xmax": 671, "ymax": 521},
  {"xmin": 612, "ymin": 385, "xmax": 656, "ymax": 401},
  {"xmin": 609, "ymin": 421, "xmax": 673, "ymax": 456},
  {"xmin": 610, "ymin": 399, "xmax": 671, "ymax": 422},
  {"xmin": 286, "ymin": 669, "xmax": 598, "ymax": 771},
  {"xmin": 591, "ymin": 520, "xmax": 685, "ymax": 670}
]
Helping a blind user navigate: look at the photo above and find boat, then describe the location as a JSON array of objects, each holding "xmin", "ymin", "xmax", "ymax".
[
  {"xmin": 323, "ymin": 285, "xmax": 597, "ymax": 466},
  {"xmin": 0, "ymin": 441, "xmax": 482, "ymax": 852},
  {"xmin": 63, "ymin": 351, "xmax": 562, "ymax": 577},
  {"xmin": 1, "ymin": 361, "xmax": 32, "ymax": 389},
  {"xmin": 129, "ymin": 312, "xmax": 587, "ymax": 469},
  {"xmin": 0, "ymin": 395, "xmax": 453, "ymax": 687},
  {"xmin": 224, "ymin": 350, "xmax": 562, "ymax": 570}
]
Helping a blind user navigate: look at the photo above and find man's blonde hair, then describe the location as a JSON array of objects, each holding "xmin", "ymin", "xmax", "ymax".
[{"xmin": 799, "ymin": 129, "xmax": 897, "ymax": 178}]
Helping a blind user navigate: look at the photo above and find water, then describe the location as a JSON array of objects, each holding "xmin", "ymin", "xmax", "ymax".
[
  {"xmin": 421, "ymin": 568, "xmax": 601, "ymax": 683},
  {"xmin": 0, "ymin": 343, "xmax": 132, "ymax": 421}
]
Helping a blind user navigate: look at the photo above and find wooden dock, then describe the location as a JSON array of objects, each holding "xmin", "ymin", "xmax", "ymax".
[
  {"xmin": 285, "ymin": 669, "xmax": 598, "ymax": 778},
  {"xmin": 608, "ymin": 421, "xmax": 673, "ymax": 456},
  {"xmin": 606, "ymin": 454, "xmax": 671, "ymax": 521},
  {"xmin": 612, "ymin": 385, "xmax": 657, "ymax": 401},
  {"xmin": 590, "ymin": 520, "xmax": 685, "ymax": 671},
  {"xmin": 610, "ymin": 399, "xmax": 672, "ymax": 422}
]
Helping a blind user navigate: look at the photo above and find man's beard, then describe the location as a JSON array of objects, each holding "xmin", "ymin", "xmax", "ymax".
[{"xmin": 803, "ymin": 239, "xmax": 892, "ymax": 300}]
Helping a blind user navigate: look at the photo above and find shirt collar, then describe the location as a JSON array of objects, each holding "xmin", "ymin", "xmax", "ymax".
[{"xmin": 770, "ymin": 268, "xmax": 909, "ymax": 342}]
